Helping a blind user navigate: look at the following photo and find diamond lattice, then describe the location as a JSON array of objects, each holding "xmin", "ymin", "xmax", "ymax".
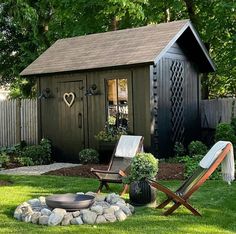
[{"xmin": 170, "ymin": 60, "xmax": 185, "ymax": 143}]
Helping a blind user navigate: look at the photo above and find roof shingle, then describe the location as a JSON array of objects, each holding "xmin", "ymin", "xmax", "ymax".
[{"xmin": 21, "ymin": 20, "xmax": 190, "ymax": 76}]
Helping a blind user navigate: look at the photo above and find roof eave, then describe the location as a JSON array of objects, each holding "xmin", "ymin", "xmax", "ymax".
[{"xmin": 20, "ymin": 61, "xmax": 154, "ymax": 77}]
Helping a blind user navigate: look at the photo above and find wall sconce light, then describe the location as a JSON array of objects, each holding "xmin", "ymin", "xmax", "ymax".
[
  {"xmin": 39, "ymin": 88, "xmax": 53, "ymax": 99},
  {"xmin": 85, "ymin": 84, "xmax": 99, "ymax": 96}
]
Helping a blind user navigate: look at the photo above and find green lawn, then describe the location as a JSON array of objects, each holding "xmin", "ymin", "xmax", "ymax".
[{"xmin": 0, "ymin": 175, "xmax": 235, "ymax": 234}]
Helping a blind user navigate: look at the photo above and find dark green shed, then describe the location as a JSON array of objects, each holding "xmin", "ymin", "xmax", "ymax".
[{"xmin": 20, "ymin": 19, "xmax": 215, "ymax": 161}]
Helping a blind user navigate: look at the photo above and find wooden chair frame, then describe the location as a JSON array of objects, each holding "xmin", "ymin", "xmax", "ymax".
[
  {"xmin": 147, "ymin": 143, "xmax": 232, "ymax": 216},
  {"xmin": 91, "ymin": 136, "xmax": 144, "ymax": 195}
]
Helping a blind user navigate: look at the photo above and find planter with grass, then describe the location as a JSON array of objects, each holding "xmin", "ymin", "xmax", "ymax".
[{"xmin": 127, "ymin": 152, "xmax": 158, "ymax": 206}]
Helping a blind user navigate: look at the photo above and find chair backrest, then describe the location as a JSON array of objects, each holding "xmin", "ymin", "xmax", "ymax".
[
  {"xmin": 177, "ymin": 142, "xmax": 232, "ymax": 197},
  {"xmin": 108, "ymin": 135, "xmax": 144, "ymax": 172}
]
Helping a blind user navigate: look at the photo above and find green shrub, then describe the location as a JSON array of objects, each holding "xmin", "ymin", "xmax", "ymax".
[
  {"xmin": 215, "ymin": 123, "xmax": 236, "ymax": 145},
  {"xmin": 40, "ymin": 138, "xmax": 52, "ymax": 159},
  {"xmin": 16, "ymin": 157, "xmax": 35, "ymax": 166},
  {"xmin": 231, "ymin": 117, "xmax": 236, "ymax": 135},
  {"xmin": 0, "ymin": 153, "xmax": 10, "ymax": 168},
  {"xmin": 128, "ymin": 153, "xmax": 158, "ymax": 182},
  {"xmin": 173, "ymin": 142, "xmax": 185, "ymax": 156},
  {"xmin": 188, "ymin": 141, "xmax": 208, "ymax": 156},
  {"xmin": 22, "ymin": 145, "xmax": 50, "ymax": 165},
  {"xmin": 178, "ymin": 154, "xmax": 221, "ymax": 180},
  {"xmin": 78, "ymin": 148, "xmax": 99, "ymax": 164}
]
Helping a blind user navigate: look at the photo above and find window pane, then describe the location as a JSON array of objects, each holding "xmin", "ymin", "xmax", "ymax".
[
  {"xmin": 106, "ymin": 78, "xmax": 128, "ymax": 129},
  {"xmin": 117, "ymin": 79, "xmax": 128, "ymax": 128},
  {"xmin": 107, "ymin": 79, "xmax": 117, "ymax": 126}
]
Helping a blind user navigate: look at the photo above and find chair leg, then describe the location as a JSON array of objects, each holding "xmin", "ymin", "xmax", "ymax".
[
  {"xmin": 104, "ymin": 182, "xmax": 110, "ymax": 191},
  {"xmin": 120, "ymin": 184, "xmax": 129, "ymax": 196},
  {"xmin": 96, "ymin": 182, "xmax": 104, "ymax": 193},
  {"xmin": 164, "ymin": 201, "xmax": 201, "ymax": 216},
  {"xmin": 157, "ymin": 197, "xmax": 172, "ymax": 209}
]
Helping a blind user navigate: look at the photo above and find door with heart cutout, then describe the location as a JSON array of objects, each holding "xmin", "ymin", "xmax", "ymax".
[{"xmin": 57, "ymin": 80, "xmax": 85, "ymax": 161}]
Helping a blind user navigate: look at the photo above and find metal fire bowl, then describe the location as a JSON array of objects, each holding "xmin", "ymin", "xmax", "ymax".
[{"xmin": 45, "ymin": 193, "xmax": 95, "ymax": 211}]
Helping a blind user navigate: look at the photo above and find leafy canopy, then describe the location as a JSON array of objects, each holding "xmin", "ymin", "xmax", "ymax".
[{"xmin": 0, "ymin": 0, "xmax": 235, "ymax": 98}]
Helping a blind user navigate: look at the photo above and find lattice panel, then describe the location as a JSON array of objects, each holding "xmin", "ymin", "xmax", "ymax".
[{"xmin": 170, "ymin": 60, "xmax": 185, "ymax": 143}]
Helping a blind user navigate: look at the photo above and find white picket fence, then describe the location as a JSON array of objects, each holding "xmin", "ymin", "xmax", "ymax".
[
  {"xmin": 201, "ymin": 98, "xmax": 236, "ymax": 129},
  {"xmin": 0, "ymin": 99, "xmax": 38, "ymax": 147}
]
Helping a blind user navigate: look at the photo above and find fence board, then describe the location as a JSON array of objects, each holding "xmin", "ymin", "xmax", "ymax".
[
  {"xmin": 0, "ymin": 99, "xmax": 38, "ymax": 147},
  {"xmin": 201, "ymin": 98, "xmax": 236, "ymax": 129}
]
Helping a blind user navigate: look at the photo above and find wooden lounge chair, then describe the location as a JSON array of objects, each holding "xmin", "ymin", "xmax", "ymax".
[
  {"xmin": 91, "ymin": 135, "xmax": 144, "ymax": 195},
  {"xmin": 147, "ymin": 142, "xmax": 234, "ymax": 216}
]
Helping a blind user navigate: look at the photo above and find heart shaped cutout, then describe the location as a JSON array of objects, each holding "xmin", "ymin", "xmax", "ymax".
[{"xmin": 63, "ymin": 92, "xmax": 75, "ymax": 107}]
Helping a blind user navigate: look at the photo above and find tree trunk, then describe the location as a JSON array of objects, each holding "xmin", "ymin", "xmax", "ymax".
[{"xmin": 183, "ymin": 0, "xmax": 210, "ymax": 99}]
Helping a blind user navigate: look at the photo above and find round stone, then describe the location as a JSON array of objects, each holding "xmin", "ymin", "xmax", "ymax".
[
  {"xmin": 39, "ymin": 215, "xmax": 49, "ymax": 225},
  {"xmin": 70, "ymin": 216, "xmax": 83, "ymax": 225}
]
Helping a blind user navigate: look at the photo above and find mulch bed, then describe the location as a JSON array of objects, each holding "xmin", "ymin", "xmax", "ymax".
[
  {"xmin": 43, "ymin": 163, "xmax": 185, "ymax": 180},
  {"xmin": 0, "ymin": 180, "xmax": 13, "ymax": 186}
]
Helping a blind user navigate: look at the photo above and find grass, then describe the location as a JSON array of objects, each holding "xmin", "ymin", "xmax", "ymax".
[{"xmin": 0, "ymin": 175, "xmax": 236, "ymax": 234}]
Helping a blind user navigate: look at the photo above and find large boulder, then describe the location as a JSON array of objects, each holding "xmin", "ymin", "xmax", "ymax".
[
  {"xmin": 39, "ymin": 215, "xmax": 49, "ymax": 225},
  {"xmin": 82, "ymin": 210, "xmax": 97, "ymax": 224},
  {"xmin": 48, "ymin": 208, "xmax": 66, "ymax": 226},
  {"xmin": 61, "ymin": 213, "xmax": 73, "ymax": 226}
]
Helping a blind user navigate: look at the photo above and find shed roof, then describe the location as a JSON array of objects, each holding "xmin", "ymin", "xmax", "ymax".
[{"xmin": 20, "ymin": 20, "xmax": 215, "ymax": 76}]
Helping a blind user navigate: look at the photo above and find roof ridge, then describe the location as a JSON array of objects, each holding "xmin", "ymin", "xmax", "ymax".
[{"xmin": 57, "ymin": 19, "xmax": 190, "ymax": 42}]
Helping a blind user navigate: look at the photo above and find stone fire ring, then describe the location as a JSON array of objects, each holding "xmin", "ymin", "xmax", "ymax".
[{"xmin": 14, "ymin": 192, "xmax": 134, "ymax": 226}]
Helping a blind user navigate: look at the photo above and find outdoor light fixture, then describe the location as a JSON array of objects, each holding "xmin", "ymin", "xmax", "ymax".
[
  {"xmin": 39, "ymin": 88, "xmax": 52, "ymax": 99},
  {"xmin": 85, "ymin": 84, "xmax": 99, "ymax": 96}
]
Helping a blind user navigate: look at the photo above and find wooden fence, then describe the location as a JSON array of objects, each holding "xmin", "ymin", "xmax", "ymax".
[
  {"xmin": 201, "ymin": 98, "xmax": 236, "ymax": 129},
  {"xmin": 0, "ymin": 99, "xmax": 38, "ymax": 147}
]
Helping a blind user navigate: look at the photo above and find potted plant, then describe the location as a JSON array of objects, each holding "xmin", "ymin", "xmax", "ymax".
[
  {"xmin": 95, "ymin": 123, "xmax": 127, "ymax": 163},
  {"xmin": 126, "ymin": 152, "xmax": 158, "ymax": 206}
]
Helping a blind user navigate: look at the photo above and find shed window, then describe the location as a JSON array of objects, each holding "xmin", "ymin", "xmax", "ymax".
[{"xmin": 106, "ymin": 79, "xmax": 128, "ymax": 129}]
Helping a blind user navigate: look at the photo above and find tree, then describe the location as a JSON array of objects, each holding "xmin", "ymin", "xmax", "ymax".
[{"xmin": 0, "ymin": 0, "xmax": 235, "ymax": 98}]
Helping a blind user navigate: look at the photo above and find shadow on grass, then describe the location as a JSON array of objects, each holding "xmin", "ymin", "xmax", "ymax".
[{"xmin": 0, "ymin": 175, "xmax": 236, "ymax": 234}]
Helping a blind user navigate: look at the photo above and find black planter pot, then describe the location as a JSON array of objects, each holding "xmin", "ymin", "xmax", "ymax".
[
  {"xmin": 129, "ymin": 180, "xmax": 157, "ymax": 206},
  {"xmin": 98, "ymin": 141, "xmax": 116, "ymax": 163}
]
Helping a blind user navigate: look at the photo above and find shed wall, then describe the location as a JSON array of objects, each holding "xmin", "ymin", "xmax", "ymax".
[
  {"xmin": 38, "ymin": 66, "xmax": 150, "ymax": 161},
  {"xmin": 151, "ymin": 43, "xmax": 200, "ymax": 157}
]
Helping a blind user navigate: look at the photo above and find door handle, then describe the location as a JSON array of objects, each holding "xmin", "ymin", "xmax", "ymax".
[{"xmin": 78, "ymin": 113, "xmax": 82, "ymax": 129}]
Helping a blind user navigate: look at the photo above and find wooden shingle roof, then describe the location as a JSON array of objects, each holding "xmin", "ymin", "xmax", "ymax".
[{"xmin": 20, "ymin": 20, "xmax": 215, "ymax": 76}]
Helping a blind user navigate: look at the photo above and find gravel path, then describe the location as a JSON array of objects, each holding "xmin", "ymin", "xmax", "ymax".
[{"xmin": 0, "ymin": 163, "xmax": 80, "ymax": 175}]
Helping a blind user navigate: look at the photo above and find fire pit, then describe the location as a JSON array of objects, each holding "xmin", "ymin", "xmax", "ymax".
[{"xmin": 46, "ymin": 193, "xmax": 95, "ymax": 211}]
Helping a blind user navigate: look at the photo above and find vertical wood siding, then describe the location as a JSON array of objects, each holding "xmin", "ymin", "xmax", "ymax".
[
  {"xmin": 0, "ymin": 99, "xmax": 38, "ymax": 147},
  {"xmin": 201, "ymin": 98, "xmax": 236, "ymax": 129}
]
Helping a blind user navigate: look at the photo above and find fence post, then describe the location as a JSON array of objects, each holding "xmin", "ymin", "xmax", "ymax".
[{"xmin": 15, "ymin": 99, "xmax": 21, "ymax": 143}]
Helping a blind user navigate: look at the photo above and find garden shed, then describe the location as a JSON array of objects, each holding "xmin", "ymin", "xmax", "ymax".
[{"xmin": 20, "ymin": 19, "xmax": 215, "ymax": 161}]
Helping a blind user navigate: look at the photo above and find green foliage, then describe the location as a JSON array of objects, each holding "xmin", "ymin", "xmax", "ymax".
[
  {"xmin": 230, "ymin": 117, "xmax": 236, "ymax": 135},
  {"xmin": 21, "ymin": 145, "xmax": 49, "ymax": 165},
  {"xmin": 20, "ymin": 138, "xmax": 52, "ymax": 165},
  {"xmin": 0, "ymin": 153, "xmax": 10, "ymax": 167},
  {"xmin": 95, "ymin": 125, "xmax": 127, "ymax": 142},
  {"xmin": 173, "ymin": 142, "xmax": 185, "ymax": 157},
  {"xmin": 78, "ymin": 148, "xmax": 99, "ymax": 164},
  {"xmin": 178, "ymin": 154, "xmax": 221, "ymax": 180},
  {"xmin": 215, "ymin": 123, "xmax": 236, "ymax": 145},
  {"xmin": 188, "ymin": 141, "xmax": 208, "ymax": 156},
  {"xmin": 15, "ymin": 156, "xmax": 34, "ymax": 166},
  {"xmin": 40, "ymin": 138, "xmax": 52, "ymax": 159},
  {"xmin": 0, "ymin": 0, "xmax": 235, "ymax": 98},
  {"xmin": 128, "ymin": 153, "xmax": 158, "ymax": 182},
  {"xmin": 0, "ymin": 139, "xmax": 52, "ymax": 167}
]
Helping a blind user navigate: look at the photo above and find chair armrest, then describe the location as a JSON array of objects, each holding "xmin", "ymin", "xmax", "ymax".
[{"xmin": 91, "ymin": 168, "xmax": 121, "ymax": 175}]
